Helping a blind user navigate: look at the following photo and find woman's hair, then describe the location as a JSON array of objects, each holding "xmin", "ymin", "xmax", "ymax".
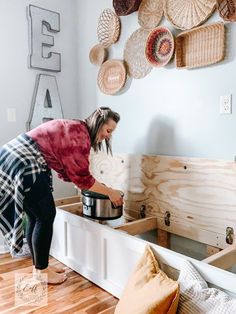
[{"xmin": 85, "ymin": 107, "xmax": 120, "ymax": 154}]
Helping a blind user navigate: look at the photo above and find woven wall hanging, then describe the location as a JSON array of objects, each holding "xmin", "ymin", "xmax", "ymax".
[
  {"xmin": 89, "ymin": 44, "xmax": 108, "ymax": 66},
  {"xmin": 113, "ymin": 0, "xmax": 142, "ymax": 16},
  {"xmin": 138, "ymin": 0, "xmax": 163, "ymax": 30},
  {"xmin": 217, "ymin": 0, "xmax": 236, "ymax": 21},
  {"xmin": 145, "ymin": 27, "xmax": 175, "ymax": 67},
  {"xmin": 175, "ymin": 22, "xmax": 225, "ymax": 69},
  {"xmin": 164, "ymin": 0, "xmax": 216, "ymax": 30},
  {"xmin": 97, "ymin": 9, "xmax": 120, "ymax": 48},
  {"xmin": 124, "ymin": 28, "xmax": 152, "ymax": 79},
  {"xmin": 97, "ymin": 60, "xmax": 127, "ymax": 95}
]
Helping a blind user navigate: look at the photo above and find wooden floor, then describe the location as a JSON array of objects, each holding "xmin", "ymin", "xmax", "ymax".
[{"xmin": 0, "ymin": 253, "xmax": 118, "ymax": 313}]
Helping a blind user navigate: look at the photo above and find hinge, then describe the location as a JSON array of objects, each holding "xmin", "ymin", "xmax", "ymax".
[
  {"xmin": 226, "ymin": 227, "xmax": 234, "ymax": 245},
  {"xmin": 164, "ymin": 211, "xmax": 171, "ymax": 226}
]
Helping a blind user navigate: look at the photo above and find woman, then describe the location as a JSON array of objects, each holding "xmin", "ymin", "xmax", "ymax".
[{"xmin": 0, "ymin": 107, "xmax": 123, "ymax": 284}]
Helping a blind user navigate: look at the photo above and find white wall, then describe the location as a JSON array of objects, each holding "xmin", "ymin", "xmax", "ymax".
[
  {"xmin": 77, "ymin": 0, "xmax": 236, "ymax": 161},
  {"xmin": 0, "ymin": 0, "xmax": 80, "ymax": 198}
]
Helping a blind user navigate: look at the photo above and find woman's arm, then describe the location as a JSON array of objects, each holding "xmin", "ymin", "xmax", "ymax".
[{"xmin": 88, "ymin": 180, "xmax": 123, "ymax": 207}]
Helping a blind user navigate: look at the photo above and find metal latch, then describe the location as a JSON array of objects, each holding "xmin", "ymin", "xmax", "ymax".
[
  {"xmin": 226, "ymin": 227, "xmax": 234, "ymax": 245},
  {"xmin": 164, "ymin": 211, "xmax": 171, "ymax": 226},
  {"xmin": 140, "ymin": 205, "xmax": 146, "ymax": 218}
]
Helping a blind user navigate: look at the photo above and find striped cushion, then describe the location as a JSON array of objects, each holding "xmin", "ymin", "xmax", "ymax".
[{"xmin": 178, "ymin": 260, "xmax": 236, "ymax": 314}]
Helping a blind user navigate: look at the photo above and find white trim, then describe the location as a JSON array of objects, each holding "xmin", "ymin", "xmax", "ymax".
[{"xmin": 50, "ymin": 208, "xmax": 236, "ymax": 298}]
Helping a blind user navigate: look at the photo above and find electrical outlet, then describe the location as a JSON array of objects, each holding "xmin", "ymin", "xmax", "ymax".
[{"xmin": 220, "ymin": 94, "xmax": 232, "ymax": 114}]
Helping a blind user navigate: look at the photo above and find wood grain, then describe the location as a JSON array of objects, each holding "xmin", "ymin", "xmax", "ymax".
[
  {"xmin": 54, "ymin": 196, "xmax": 81, "ymax": 207},
  {"xmin": 203, "ymin": 246, "xmax": 236, "ymax": 269},
  {"xmin": 115, "ymin": 217, "xmax": 157, "ymax": 235},
  {"xmin": 90, "ymin": 152, "xmax": 236, "ymax": 248},
  {"xmin": 157, "ymin": 229, "xmax": 170, "ymax": 248}
]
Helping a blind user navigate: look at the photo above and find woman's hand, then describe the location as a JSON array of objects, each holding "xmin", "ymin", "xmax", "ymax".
[
  {"xmin": 108, "ymin": 188, "xmax": 124, "ymax": 207},
  {"xmin": 88, "ymin": 180, "xmax": 124, "ymax": 207}
]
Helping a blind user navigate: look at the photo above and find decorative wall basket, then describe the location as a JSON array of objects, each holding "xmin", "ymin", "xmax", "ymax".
[
  {"xmin": 124, "ymin": 28, "xmax": 152, "ymax": 79},
  {"xmin": 89, "ymin": 44, "xmax": 108, "ymax": 66},
  {"xmin": 175, "ymin": 22, "xmax": 225, "ymax": 69},
  {"xmin": 145, "ymin": 27, "xmax": 175, "ymax": 67},
  {"xmin": 164, "ymin": 0, "xmax": 216, "ymax": 30},
  {"xmin": 138, "ymin": 0, "xmax": 163, "ymax": 30},
  {"xmin": 113, "ymin": 0, "xmax": 142, "ymax": 16},
  {"xmin": 217, "ymin": 0, "xmax": 236, "ymax": 21},
  {"xmin": 97, "ymin": 60, "xmax": 127, "ymax": 95},
  {"xmin": 97, "ymin": 9, "xmax": 120, "ymax": 48}
]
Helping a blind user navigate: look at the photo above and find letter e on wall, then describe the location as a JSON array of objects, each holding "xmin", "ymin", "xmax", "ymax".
[{"xmin": 27, "ymin": 5, "xmax": 61, "ymax": 72}]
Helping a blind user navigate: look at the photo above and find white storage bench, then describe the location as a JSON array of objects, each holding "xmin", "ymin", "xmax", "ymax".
[
  {"xmin": 50, "ymin": 197, "xmax": 236, "ymax": 298},
  {"xmin": 50, "ymin": 152, "xmax": 236, "ymax": 298}
]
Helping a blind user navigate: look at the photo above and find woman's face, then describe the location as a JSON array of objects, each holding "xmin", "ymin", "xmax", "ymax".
[{"xmin": 97, "ymin": 118, "xmax": 117, "ymax": 143}]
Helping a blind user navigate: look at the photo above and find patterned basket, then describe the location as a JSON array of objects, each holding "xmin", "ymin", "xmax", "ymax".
[
  {"xmin": 97, "ymin": 9, "xmax": 120, "ymax": 48},
  {"xmin": 217, "ymin": 0, "xmax": 236, "ymax": 21},
  {"xmin": 97, "ymin": 60, "xmax": 127, "ymax": 95},
  {"xmin": 175, "ymin": 22, "xmax": 225, "ymax": 69},
  {"xmin": 145, "ymin": 27, "xmax": 175, "ymax": 67},
  {"xmin": 89, "ymin": 44, "xmax": 108, "ymax": 66},
  {"xmin": 113, "ymin": 0, "xmax": 142, "ymax": 16},
  {"xmin": 124, "ymin": 28, "xmax": 152, "ymax": 79},
  {"xmin": 164, "ymin": 0, "xmax": 216, "ymax": 30},
  {"xmin": 138, "ymin": 0, "xmax": 163, "ymax": 30}
]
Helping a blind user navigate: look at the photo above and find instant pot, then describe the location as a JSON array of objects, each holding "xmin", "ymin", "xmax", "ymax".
[{"xmin": 81, "ymin": 190, "xmax": 123, "ymax": 220}]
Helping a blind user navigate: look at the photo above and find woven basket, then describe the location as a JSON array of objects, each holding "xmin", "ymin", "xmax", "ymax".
[
  {"xmin": 145, "ymin": 27, "xmax": 175, "ymax": 67},
  {"xmin": 89, "ymin": 44, "xmax": 108, "ymax": 66},
  {"xmin": 97, "ymin": 9, "xmax": 120, "ymax": 48},
  {"xmin": 164, "ymin": 0, "xmax": 216, "ymax": 30},
  {"xmin": 113, "ymin": 0, "xmax": 142, "ymax": 16},
  {"xmin": 138, "ymin": 0, "xmax": 163, "ymax": 30},
  {"xmin": 124, "ymin": 28, "xmax": 152, "ymax": 79},
  {"xmin": 97, "ymin": 60, "xmax": 127, "ymax": 95},
  {"xmin": 217, "ymin": 0, "xmax": 236, "ymax": 21},
  {"xmin": 175, "ymin": 22, "xmax": 225, "ymax": 69}
]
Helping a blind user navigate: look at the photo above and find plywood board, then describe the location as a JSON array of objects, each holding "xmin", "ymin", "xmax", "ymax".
[{"xmin": 90, "ymin": 152, "xmax": 236, "ymax": 249}]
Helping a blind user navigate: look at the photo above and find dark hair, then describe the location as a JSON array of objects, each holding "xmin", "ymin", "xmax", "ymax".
[{"xmin": 85, "ymin": 107, "xmax": 120, "ymax": 154}]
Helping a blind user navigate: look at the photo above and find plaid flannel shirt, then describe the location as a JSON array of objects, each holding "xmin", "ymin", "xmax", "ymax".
[{"xmin": 0, "ymin": 134, "xmax": 52, "ymax": 255}]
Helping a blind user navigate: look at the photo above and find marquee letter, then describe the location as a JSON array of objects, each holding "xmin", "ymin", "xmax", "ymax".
[
  {"xmin": 27, "ymin": 5, "xmax": 61, "ymax": 71},
  {"xmin": 27, "ymin": 74, "xmax": 63, "ymax": 130}
]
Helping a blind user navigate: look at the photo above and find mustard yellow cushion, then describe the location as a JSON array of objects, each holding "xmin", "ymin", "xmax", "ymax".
[{"xmin": 115, "ymin": 245, "xmax": 179, "ymax": 314}]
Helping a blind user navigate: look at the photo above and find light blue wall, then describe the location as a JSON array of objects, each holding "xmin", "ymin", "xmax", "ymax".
[
  {"xmin": 76, "ymin": 1, "xmax": 236, "ymax": 260},
  {"xmin": 0, "ymin": 1, "xmax": 235, "ymax": 258},
  {"xmin": 77, "ymin": 0, "xmax": 236, "ymax": 161}
]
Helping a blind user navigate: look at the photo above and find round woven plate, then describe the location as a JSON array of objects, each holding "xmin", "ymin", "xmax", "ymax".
[
  {"xmin": 164, "ymin": 0, "xmax": 216, "ymax": 30},
  {"xmin": 145, "ymin": 27, "xmax": 174, "ymax": 67},
  {"xmin": 97, "ymin": 60, "xmax": 127, "ymax": 95},
  {"xmin": 97, "ymin": 9, "xmax": 120, "ymax": 48},
  {"xmin": 138, "ymin": 0, "xmax": 163, "ymax": 30},
  {"xmin": 217, "ymin": 0, "xmax": 236, "ymax": 21},
  {"xmin": 124, "ymin": 28, "xmax": 152, "ymax": 79},
  {"xmin": 89, "ymin": 44, "xmax": 108, "ymax": 66},
  {"xmin": 113, "ymin": 0, "xmax": 142, "ymax": 16}
]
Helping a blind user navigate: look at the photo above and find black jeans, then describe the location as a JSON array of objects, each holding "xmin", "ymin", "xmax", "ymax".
[{"xmin": 23, "ymin": 171, "xmax": 56, "ymax": 270}]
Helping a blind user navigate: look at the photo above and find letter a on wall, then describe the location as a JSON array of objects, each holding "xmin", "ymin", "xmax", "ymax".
[
  {"xmin": 26, "ymin": 74, "xmax": 64, "ymax": 130},
  {"xmin": 27, "ymin": 5, "xmax": 61, "ymax": 72}
]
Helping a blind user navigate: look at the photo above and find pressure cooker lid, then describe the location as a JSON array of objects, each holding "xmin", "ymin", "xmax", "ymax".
[{"xmin": 81, "ymin": 190, "xmax": 109, "ymax": 199}]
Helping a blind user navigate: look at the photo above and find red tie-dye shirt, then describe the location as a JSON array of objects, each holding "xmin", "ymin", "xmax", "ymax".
[{"xmin": 26, "ymin": 119, "xmax": 95, "ymax": 190}]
